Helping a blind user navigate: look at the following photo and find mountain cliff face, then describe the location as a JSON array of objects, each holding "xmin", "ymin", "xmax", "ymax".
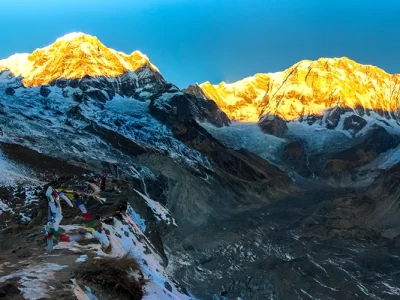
[
  {"xmin": 194, "ymin": 57, "xmax": 400, "ymax": 127},
  {"xmin": 189, "ymin": 73, "xmax": 270, "ymax": 122}
]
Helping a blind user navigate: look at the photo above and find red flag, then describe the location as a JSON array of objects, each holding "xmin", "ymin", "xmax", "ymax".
[
  {"xmin": 59, "ymin": 234, "xmax": 71, "ymax": 242},
  {"xmin": 83, "ymin": 212, "xmax": 92, "ymax": 221}
]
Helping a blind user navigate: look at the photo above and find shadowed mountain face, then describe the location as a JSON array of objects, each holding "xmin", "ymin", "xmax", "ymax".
[
  {"xmin": 298, "ymin": 124, "xmax": 400, "ymax": 179},
  {"xmin": 1, "ymin": 33, "xmax": 400, "ymax": 299},
  {"xmin": 47, "ymin": 65, "xmax": 167, "ymax": 101}
]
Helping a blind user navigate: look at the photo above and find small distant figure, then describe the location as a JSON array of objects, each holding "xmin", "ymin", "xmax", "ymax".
[{"xmin": 100, "ymin": 171, "xmax": 107, "ymax": 191}]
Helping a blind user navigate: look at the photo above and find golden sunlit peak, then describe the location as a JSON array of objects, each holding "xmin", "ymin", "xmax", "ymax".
[
  {"xmin": 0, "ymin": 32, "xmax": 160, "ymax": 87},
  {"xmin": 55, "ymin": 32, "xmax": 95, "ymax": 42},
  {"xmin": 199, "ymin": 57, "xmax": 400, "ymax": 122}
]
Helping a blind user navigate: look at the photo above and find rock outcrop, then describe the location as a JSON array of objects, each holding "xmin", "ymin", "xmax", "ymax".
[
  {"xmin": 182, "ymin": 84, "xmax": 209, "ymax": 100},
  {"xmin": 258, "ymin": 114, "xmax": 288, "ymax": 137},
  {"xmin": 5, "ymin": 87, "xmax": 15, "ymax": 96},
  {"xmin": 283, "ymin": 140, "xmax": 311, "ymax": 177},
  {"xmin": 342, "ymin": 114, "xmax": 368, "ymax": 133}
]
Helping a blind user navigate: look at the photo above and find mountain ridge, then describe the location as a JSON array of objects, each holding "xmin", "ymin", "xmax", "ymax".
[
  {"xmin": 194, "ymin": 56, "xmax": 400, "ymax": 124},
  {"xmin": 3, "ymin": 31, "xmax": 399, "ymax": 127},
  {"xmin": 0, "ymin": 32, "xmax": 159, "ymax": 87}
]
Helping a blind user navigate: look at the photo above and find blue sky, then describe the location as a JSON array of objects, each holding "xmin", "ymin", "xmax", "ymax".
[{"xmin": 0, "ymin": 0, "xmax": 399, "ymax": 87}]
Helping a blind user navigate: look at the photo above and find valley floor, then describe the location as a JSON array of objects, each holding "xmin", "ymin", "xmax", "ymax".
[{"xmin": 165, "ymin": 187, "xmax": 400, "ymax": 299}]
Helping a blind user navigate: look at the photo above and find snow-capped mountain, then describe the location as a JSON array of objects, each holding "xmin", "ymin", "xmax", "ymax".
[
  {"xmin": 186, "ymin": 57, "xmax": 400, "ymax": 182},
  {"xmin": 191, "ymin": 57, "xmax": 400, "ymax": 133},
  {"xmin": 0, "ymin": 32, "xmax": 168, "ymax": 103},
  {"xmin": 1, "ymin": 33, "xmax": 400, "ymax": 300},
  {"xmin": 0, "ymin": 32, "xmax": 159, "ymax": 86}
]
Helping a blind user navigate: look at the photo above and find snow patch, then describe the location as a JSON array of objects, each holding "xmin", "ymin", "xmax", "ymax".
[
  {"xmin": 104, "ymin": 97, "xmax": 150, "ymax": 116},
  {"xmin": 19, "ymin": 212, "xmax": 31, "ymax": 223},
  {"xmin": 0, "ymin": 263, "xmax": 67, "ymax": 300},
  {"xmin": 134, "ymin": 190, "xmax": 177, "ymax": 226},
  {"xmin": 287, "ymin": 121, "xmax": 351, "ymax": 153},
  {"xmin": 127, "ymin": 203, "xmax": 146, "ymax": 232},
  {"xmin": 76, "ymin": 255, "xmax": 89, "ymax": 263}
]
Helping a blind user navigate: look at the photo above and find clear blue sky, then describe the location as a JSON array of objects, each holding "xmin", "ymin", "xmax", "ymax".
[{"xmin": 0, "ymin": 0, "xmax": 399, "ymax": 87}]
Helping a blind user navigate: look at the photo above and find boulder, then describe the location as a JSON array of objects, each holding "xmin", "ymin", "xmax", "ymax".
[
  {"xmin": 72, "ymin": 92, "xmax": 84, "ymax": 103},
  {"xmin": 164, "ymin": 281, "xmax": 173, "ymax": 292},
  {"xmin": 55, "ymin": 78, "xmax": 68, "ymax": 88}
]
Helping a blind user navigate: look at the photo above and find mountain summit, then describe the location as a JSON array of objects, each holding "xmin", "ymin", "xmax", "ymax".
[
  {"xmin": 0, "ymin": 32, "xmax": 159, "ymax": 86},
  {"xmin": 194, "ymin": 57, "xmax": 400, "ymax": 123}
]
